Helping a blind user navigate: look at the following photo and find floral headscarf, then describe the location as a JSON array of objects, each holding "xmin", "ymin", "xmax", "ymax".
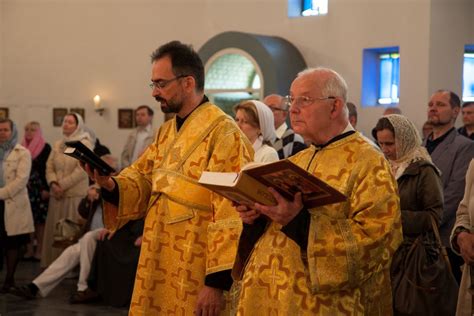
[{"xmin": 384, "ymin": 114, "xmax": 434, "ymax": 179}]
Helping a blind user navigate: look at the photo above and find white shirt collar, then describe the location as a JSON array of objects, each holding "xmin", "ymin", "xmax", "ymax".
[{"xmin": 275, "ymin": 122, "xmax": 288, "ymax": 139}]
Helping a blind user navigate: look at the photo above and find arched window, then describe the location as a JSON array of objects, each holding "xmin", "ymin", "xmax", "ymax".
[
  {"xmin": 204, "ymin": 48, "xmax": 263, "ymax": 115},
  {"xmin": 199, "ymin": 31, "xmax": 307, "ymax": 116}
]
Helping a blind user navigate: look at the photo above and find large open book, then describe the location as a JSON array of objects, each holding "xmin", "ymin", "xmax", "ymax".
[
  {"xmin": 63, "ymin": 141, "xmax": 115, "ymax": 176},
  {"xmin": 198, "ymin": 159, "xmax": 346, "ymax": 208}
]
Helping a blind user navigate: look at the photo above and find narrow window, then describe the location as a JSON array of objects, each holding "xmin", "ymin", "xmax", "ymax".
[
  {"xmin": 378, "ymin": 53, "xmax": 400, "ymax": 105},
  {"xmin": 463, "ymin": 49, "xmax": 474, "ymax": 102},
  {"xmin": 302, "ymin": 0, "xmax": 328, "ymax": 16},
  {"xmin": 361, "ymin": 47, "xmax": 400, "ymax": 107}
]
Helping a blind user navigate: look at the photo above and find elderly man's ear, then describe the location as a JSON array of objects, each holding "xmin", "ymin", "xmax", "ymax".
[{"xmin": 330, "ymin": 98, "xmax": 344, "ymax": 117}]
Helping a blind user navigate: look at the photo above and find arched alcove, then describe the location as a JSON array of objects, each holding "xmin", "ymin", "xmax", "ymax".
[{"xmin": 199, "ymin": 31, "xmax": 306, "ymax": 115}]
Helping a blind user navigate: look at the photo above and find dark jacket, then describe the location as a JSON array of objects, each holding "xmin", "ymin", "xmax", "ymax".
[
  {"xmin": 77, "ymin": 190, "xmax": 101, "ymax": 238},
  {"xmin": 423, "ymin": 129, "xmax": 474, "ymax": 246},
  {"xmin": 397, "ymin": 160, "xmax": 443, "ymax": 237}
]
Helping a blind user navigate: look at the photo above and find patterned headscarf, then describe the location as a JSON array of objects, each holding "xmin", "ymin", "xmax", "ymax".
[
  {"xmin": 250, "ymin": 100, "xmax": 277, "ymax": 144},
  {"xmin": 0, "ymin": 120, "xmax": 18, "ymax": 161},
  {"xmin": 21, "ymin": 122, "xmax": 46, "ymax": 160},
  {"xmin": 384, "ymin": 114, "xmax": 434, "ymax": 179}
]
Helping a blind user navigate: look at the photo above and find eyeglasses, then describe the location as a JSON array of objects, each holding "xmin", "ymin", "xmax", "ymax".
[
  {"xmin": 268, "ymin": 106, "xmax": 288, "ymax": 113},
  {"xmin": 285, "ymin": 95, "xmax": 335, "ymax": 108},
  {"xmin": 149, "ymin": 74, "xmax": 189, "ymax": 90}
]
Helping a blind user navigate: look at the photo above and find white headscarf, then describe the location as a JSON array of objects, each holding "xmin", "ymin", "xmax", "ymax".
[
  {"xmin": 384, "ymin": 114, "xmax": 434, "ymax": 179},
  {"xmin": 249, "ymin": 100, "xmax": 277, "ymax": 144},
  {"xmin": 60, "ymin": 113, "xmax": 93, "ymax": 148}
]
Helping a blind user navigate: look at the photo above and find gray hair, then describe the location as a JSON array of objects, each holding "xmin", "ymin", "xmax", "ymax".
[{"xmin": 297, "ymin": 67, "xmax": 348, "ymax": 102}]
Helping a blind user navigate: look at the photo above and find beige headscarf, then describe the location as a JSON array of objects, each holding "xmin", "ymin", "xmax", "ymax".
[
  {"xmin": 60, "ymin": 113, "xmax": 93, "ymax": 149},
  {"xmin": 384, "ymin": 114, "xmax": 434, "ymax": 179}
]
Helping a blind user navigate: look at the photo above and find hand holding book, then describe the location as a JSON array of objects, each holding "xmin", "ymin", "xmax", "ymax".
[
  {"xmin": 235, "ymin": 188, "xmax": 304, "ymax": 226},
  {"xmin": 63, "ymin": 141, "xmax": 115, "ymax": 176},
  {"xmin": 198, "ymin": 159, "xmax": 346, "ymax": 209}
]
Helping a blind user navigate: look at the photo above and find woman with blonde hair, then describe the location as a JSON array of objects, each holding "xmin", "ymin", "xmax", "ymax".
[
  {"xmin": 21, "ymin": 121, "xmax": 51, "ymax": 261},
  {"xmin": 234, "ymin": 100, "xmax": 279, "ymax": 163},
  {"xmin": 41, "ymin": 113, "xmax": 93, "ymax": 268}
]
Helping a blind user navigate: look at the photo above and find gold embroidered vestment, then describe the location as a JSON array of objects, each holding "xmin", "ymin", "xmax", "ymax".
[
  {"xmin": 104, "ymin": 103, "xmax": 253, "ymax": 315},
  {"xmin": 235, "ymin": 133, "xmax": 403, "ymax": 315}
]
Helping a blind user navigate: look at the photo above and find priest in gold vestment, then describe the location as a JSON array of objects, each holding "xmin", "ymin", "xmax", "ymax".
[
  {"xmin": 233, "ymin": 68, "xmax": 403, "ymax": 315},
  {"xmin": 88, "ymin": 42, "xmax": 253, "ymax": 315}
]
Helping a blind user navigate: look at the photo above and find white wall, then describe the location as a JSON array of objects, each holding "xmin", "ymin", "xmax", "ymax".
[{"xmin": 1, "ymin": 0, "xmax": 473, "ymax": 157}]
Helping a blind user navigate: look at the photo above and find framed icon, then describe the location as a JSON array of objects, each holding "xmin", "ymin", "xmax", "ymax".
[
  {"xmin": 118, "ymin": 109, "xmax": 135, "ymax": 129},
  {"xmin": 0, "ymin": 108, "xmax": 9, "ymax": 120},
  {"xmin": 70, "ymin": 108, "xmax": 85, "ymax": 122},
  {"xmin": 53, "ymin": 108, "xmax": 68, "ymax": 127}
]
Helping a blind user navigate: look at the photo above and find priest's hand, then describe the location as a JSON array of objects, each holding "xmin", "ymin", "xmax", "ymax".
[
  {"xmin": 254, "ymin": 188, "xmax": 303, "ymax": 226},
  {"xmin": 82, "ymin": 163, "xmax": 115, "ymax": 192},
  {"xmin": 195, "ymin": 285, "xmax": 224, "ymax": 316},
  {"xmin": 458, "ymin": 232, "xmax": 474, "ymax": 264},
  {"xmin": 235, "ymin": 204, "xmax": 260, "ymax": 224}
]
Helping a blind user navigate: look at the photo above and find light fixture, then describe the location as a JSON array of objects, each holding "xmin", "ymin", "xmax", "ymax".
[{"xmin": 93, "ymin": 95, "xmax": 105, "ymax": 116}]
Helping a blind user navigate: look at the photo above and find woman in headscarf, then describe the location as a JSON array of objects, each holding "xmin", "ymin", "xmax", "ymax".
[
  {"xmin": 234, "ymin": 100, "xmax": 279, "ymax": 163},
  {"xmin": 41, "ymin": 113, "xmax": 93, "ymax": 268},
  {"xmin": 21, "ymin": 121, "xmax": 51, "ymax": 261},
  {"xmin": 0, "ymin": 119, "xmax": 34, "ymax": 292},
  {"xmin": 373, "ymin": 114, "xmax": 446, "ymax": 315}
]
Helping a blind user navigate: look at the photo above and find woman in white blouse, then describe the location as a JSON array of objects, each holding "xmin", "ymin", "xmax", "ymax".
[{"xmin": 234, "ymin": 100, "xmax": 279, "ymax": 163}]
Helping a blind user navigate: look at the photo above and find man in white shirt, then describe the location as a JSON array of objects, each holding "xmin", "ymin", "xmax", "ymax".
[
  {"xmin": 263, "ymin": 94, "xmax": 306, "ymax": 159},
  {"xmin": 120, "ymin": 105, "xmax": 155, "ymax": 169}
]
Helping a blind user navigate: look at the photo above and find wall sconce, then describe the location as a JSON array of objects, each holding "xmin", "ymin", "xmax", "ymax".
[{"xmin": 93, "ymin": 95, "xmax": 105, "ymax": 116}]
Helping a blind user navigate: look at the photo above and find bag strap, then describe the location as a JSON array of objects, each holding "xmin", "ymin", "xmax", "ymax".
[{"xmin": 429, "ymin": 215, "xmax": 455, "ymax": 277}]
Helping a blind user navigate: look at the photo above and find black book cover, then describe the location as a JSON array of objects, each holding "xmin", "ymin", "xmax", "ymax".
[{"xmin": 64, "ymin": 141, "xmax": 114, "ymax": 176}]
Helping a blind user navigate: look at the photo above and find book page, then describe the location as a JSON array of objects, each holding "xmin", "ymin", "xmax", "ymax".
[{"xmin": 198, "ymin": 172, "xmax": 239, "ymax": 187}]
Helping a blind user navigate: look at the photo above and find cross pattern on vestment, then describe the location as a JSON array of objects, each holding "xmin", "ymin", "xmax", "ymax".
[
  {"xmin": 170, "ymin": 268, "xmax": 199, "ymax": 301},
  {"xmin": 174, "ymin": 230, "xmax": 206, "ymax": 263},
  {"xmin": 257, "ymin": 254, "xmax": 290, "ymax": 299}
]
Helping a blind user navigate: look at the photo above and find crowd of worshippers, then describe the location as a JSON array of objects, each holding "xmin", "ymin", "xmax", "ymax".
[{"xmin": 1, "ymin": 39, "xmax": 474, "ymax": 315}]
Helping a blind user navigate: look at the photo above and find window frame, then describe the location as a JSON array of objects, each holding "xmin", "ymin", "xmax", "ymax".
[
  {"xmin": 361, "ymin": 46, "xmax": 400, "ymax": 107},
  {"xmin": 463, "ymin": 44, "xmax": 474, "ymax": 102}
]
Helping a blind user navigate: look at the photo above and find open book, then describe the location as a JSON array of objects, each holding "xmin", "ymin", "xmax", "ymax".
[
  {"xmin": 198, "ymin": 159, "xmax": 346, "ymax": 208},
  {"xmin": 64, "ymin": 141, "xmax": 115, "ymax": 176}
]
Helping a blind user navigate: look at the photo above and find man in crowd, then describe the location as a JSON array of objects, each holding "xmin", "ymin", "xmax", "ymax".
[
  {"xmin": 233, "ymin": 67, "xmax": 402, "ymax": 314},
  {"xmin": 347, "ymin": 101, "xmax": 358, "ymax": 128},
  {"xmin": 423, "ymin": 90, "xmax": 474, "ymax": 282},
  {"xmin": 458, "ymin": 101, "xmax": 474, "ymax": 140},
  {"xmin": 383, "ymin": 106, "xmax": 402, "ymax": 115},
  {"xmin": 12, "ymin": 185, "xmax": 106, "ymax": 303},
  {"xmin": 120, "ymin": 105, "xmax": 155, "ymax": 169},
  {"xmin": 263, "ymin": 94, "xmax": 306, "ymax": 159},
  {"xmin": 87, "ymin": 41, "xmax": 252, "ymax": 315}
]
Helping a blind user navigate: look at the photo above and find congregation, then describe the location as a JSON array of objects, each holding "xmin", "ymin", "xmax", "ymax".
[{"xmin": 1, "ymin": 39, "xmax": 474, "ymax": 316}]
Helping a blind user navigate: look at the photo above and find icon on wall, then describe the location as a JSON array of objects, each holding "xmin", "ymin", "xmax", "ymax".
[
  {"xmin": 118, "ymin": 109, "xmax": 135, "ymax": 129},
  {"xmin": 53, "ymin": 108, "xmax": 68, "ymax": 127},
  {"xmin": 0, "ymin": 108, "xmax": 9, "ymax": 120}
]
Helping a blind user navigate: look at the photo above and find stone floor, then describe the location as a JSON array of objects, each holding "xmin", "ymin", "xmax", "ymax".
[{"xmin": 0, "ymin": 259, "xmax": 129, "ymax": 315}]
